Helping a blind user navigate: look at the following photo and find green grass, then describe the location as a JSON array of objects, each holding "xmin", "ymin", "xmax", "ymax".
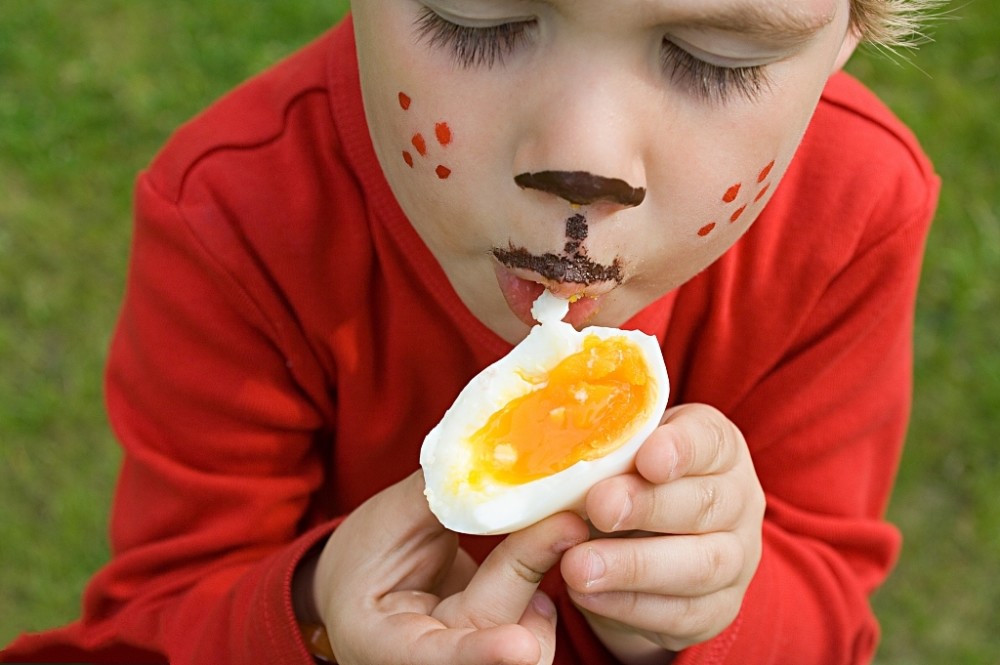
[
  {"xmin": 846, "ymin": 4, "xmax": 1000, "ymax": 662},
  {"xmin": 1, "ymin": 2, "xmax": 997, "ymax": 662},
  {"xmin": 0, "ymin": 0, "xmax": 349, "ymax": 645}
]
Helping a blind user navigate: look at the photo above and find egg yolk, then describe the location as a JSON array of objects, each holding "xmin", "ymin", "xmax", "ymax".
[{"xmin": 467, "ymin": 335, "xmax": 653, "ymax": 487}]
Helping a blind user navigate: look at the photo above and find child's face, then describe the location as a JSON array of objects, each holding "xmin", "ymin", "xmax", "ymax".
[{"xmin": 351, "ymin": 0, "xmax": 856, "ymax": 342}]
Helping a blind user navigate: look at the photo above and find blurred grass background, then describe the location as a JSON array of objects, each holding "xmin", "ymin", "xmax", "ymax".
[{"xmin": 0, "ymin": 1, "xmax": 996, "ymax": 662}]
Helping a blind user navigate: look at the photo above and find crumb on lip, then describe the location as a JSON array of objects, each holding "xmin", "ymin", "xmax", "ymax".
[
  {"xmin": 493, "ymin": 210, "xmax": 623, "ymax": 289},
  {"xmin": 492, "ymin": 244, "xmax": 623, "ymax": 285}
]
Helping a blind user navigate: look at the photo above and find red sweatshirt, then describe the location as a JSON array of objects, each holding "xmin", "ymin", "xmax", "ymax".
[{"xmin": 3, "ymin": 17, "xmax": 938, "ymax": 665}]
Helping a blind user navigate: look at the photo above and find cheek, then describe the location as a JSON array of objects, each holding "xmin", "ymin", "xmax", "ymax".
[{"xmin": 695, "ymin": 159, "xmax": 778, "ymax": 239}]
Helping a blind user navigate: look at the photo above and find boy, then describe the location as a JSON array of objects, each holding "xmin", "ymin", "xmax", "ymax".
[{"xmin": 2, "ymin": 0, "xmax": 940, "ymax": 663}]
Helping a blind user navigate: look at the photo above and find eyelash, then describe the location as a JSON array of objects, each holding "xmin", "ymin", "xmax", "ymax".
[
  {"xmin": 415, "ymin": 7, "xmax": 536, "ymax": 68},
  {"xmin": 660, "ymin": 40, "xmax": 771, "ymax": 103},
  {"xmin": 414, "ymin": 8, "xmax": 772, "ymax": 103}
]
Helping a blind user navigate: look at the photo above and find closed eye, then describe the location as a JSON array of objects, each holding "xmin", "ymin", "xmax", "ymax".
[
  {"xmin": 660, "ymin": 39, "xmax": 771, "ymax": 104},
  {"xmin": 414, "ymin": 7, "xmax": 536, "ymax": 68}
]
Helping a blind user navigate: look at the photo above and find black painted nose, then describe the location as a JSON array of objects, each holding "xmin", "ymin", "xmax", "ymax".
[{"xmin": 515, "ymin": 170, "xmax": 646, "ymax": 207}]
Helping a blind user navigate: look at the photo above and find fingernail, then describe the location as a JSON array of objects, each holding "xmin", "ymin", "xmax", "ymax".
[
  {"xmin": 611, "ymin": 490, "xmax": 633, "ymax": 532},
  {"xmin": 584, "ymin": 547, "xmax": 605, "ymax": 589},
  {"xmin": 531, "ymin": 591, "xmax": 556, "ymax": 619}
]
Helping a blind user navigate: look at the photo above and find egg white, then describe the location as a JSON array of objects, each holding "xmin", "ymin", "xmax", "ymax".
[{"xmin": 420, "ymin": 291, "xmax": 670, "ymax": 535}]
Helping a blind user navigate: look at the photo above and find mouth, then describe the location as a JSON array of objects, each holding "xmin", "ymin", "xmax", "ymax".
[
  {"xmin": 492, "ymin": 261, "xmax": 618, "ymax": 328},
  {"xmin": 491, "ymin": 244, "xmax": 623, "ymax": 286},
  {"xmin": 491, "ymin": 210, "xmax": 624, "ymax": 328}
]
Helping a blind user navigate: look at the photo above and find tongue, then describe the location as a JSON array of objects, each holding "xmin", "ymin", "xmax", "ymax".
[{"xmin": 493, "ymin": 265, "xmax": 603, "ymax": 328}]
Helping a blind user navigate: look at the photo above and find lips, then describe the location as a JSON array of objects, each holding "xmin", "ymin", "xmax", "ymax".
[{"xmin": 493, "ymin": 262, "xmax": 612, "ymax": 328}]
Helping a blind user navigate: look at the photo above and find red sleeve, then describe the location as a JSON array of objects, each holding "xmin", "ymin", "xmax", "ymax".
[
  {"xmin": 3, "ymin": 174, "xmax": 338, "ymax": 664},
  {"xmin": 693, "ymin": 213, "xmax": 932, "ymax": 664},
  {"xmin": 664, "ymin": 99, "xmax": 940, "ymax": 662},
  {"xmin": 547, "ymin": 192, "xmax": 935, "ymax": 665}
]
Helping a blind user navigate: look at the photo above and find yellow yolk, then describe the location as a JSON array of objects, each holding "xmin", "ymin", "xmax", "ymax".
[{"xmin": 467, "ymin": 335, "xmax": 652, "ymax": 487}]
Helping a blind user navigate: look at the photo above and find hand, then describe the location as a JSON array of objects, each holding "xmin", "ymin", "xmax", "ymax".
[
  {"xmin": 311, "ymin": 471, "xmax": 590, "ymax": 665},
  {"xmin": 560, "ymin": 404, "xmax": 765, "ymax": 662}
]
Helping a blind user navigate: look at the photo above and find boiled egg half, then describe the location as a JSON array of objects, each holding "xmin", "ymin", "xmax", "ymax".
[{"xmin": 420, "ymin": 290, "xmax": 670, "ymax": 535}]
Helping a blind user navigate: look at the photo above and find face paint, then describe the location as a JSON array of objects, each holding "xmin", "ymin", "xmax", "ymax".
[
  {"xmin": 514, "ymin": 171, "xmax": 646, "ymax": 207},
  {"xmin": 398, "ymin": 92, "xmax": 454, "ymax": 179},
  {"xmin": 493, "ymin": 212, "xmax": 623, "ymax": 285},
  {"xmin": 435, "ymin": 122, "xmax": 452, "ymax": 146},
  {"xmin": 412, "ymin": 133, "xmax": 428, "ymax": 156},
  {"xmin": 722, "ymin": 184, "xmax": 741, "ymax": 203},
  {"xmin": 562, "ymin": 213, "xmax": 588, "ymax": 254},
  {"xmin": 758, "ymin": 160, "xmax": 775, "ymax": 183},
  {"xmin": 697, "ymin": 159, "xmax": 777, "ymax": 238},
  {"xmin": 492, "ymin": 246, "xmax": 624, "ymax": 284}
]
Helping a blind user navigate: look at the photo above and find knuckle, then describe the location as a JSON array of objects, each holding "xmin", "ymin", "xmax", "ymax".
[
  {"xmin": 621, "ymin": 545, "xmax": 648, "ymax": 587},
  {"xmin": 510, "ymin": 555, "xmax": 547, "ymax": 586},
  {"xmin": 695, "ymin": 478, "xmax": 722, "ymax": 531},
  {"xmin": 620, "ymin": 588, "xmax": 645, "ymax": 617},
  {"xmin": 654, "ymin": 588, "xmax": 744, "ymax": 651},
  {"xmin": 686, "ymin": 606, "xmax": 718, "ymax": 641},
  {"xmin": 676, "ymin": 596, "xmax": 729, "ymax": 644},
  {"xmin": 694, "ymin": 540, "xmax": 726, "ymax": 589},
  {"xmin": 705, "ymin": 414, "xmax": 728, "ymax": 463},
  {"xmin": 715, "ymin": 534, "xmax": 747, "ymax": 588},
  {"xmin": 693, "ymin": 405, "xmax": 742, "ymax": 475}
]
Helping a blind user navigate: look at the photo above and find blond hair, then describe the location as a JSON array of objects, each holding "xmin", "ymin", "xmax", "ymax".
[{"xmin": 850, "ymin": 0, "xmax": 945, "ymax": 48}]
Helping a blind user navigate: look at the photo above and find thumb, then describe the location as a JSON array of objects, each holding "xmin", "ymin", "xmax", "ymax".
[
  {"xmin": 438, "ymin": 511, "xmax": 589, "ymax": 627},
  {"xmin": 519, "ymin": 591, "xmax": 559, "ymax": 665}
]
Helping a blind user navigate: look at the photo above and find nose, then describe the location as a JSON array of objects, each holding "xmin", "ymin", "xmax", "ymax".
[
  {"xmin": 511, "ymin": 45, "xmax": 656, "ymax": 213},
  {"xmin": 514, "ymin": 171, "xmax": 646, "ymax": 207}
]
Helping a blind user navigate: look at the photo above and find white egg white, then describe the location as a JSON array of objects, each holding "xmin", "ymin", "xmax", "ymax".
[{"xmin": 420, "ymin": 291, "xmax": 670, "ymax": 535}]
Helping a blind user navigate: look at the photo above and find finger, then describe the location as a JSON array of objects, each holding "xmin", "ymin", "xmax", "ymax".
[
  {"xmin": 561, "ymin": 532, "xmax": 744, "ymax": 597},
  {"xmin": 566, "ymin": 587, "xmax": 742, "ymax": 652},
  {"xmin": 447, "ymin": 623, "xmax": 544, "ymax": 665},
  {"xmin": 443, "ymin": 512, "xmax": 589, "ymax": 627},
  {"xmin": 427, "ymin": 593, "xmax": 557, "ymax": 665},
  {"xmin": 336, "ymin": 589, "xmax": 545, "ymax": 665},
  {"xmin": 586, "ymin": 473, "xmax": 745, "ymax": 535},
  {"xmin": 435, "ymin": 547, "xmax": 478, "ymax": 598},
  {"xmin": 518, "ymin": 591, "xmax": 559, "ymax": 665},
  {"xmin": 637, "ymin": 404, "xmax": 745, "ymax": 483},
  {"xmin": 318, "ymin": 472, "xmax": 457, "ymax": 616},
  {"xmin": 369, "ymin": 472, "xmax": 461, "ymax": 592},
  {"xmin": 345, "ymin": 614, "xmax": 542, "ymax": 665}
]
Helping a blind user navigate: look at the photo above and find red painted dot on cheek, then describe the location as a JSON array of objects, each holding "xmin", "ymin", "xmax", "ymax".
[
  {"xmin": 730, "ymin": 205, "xmax": 747, "ymax": 223},
  {"xmin": 412, "ymin": 133, "xmax": 427, "ymax": 156},
  {"xmin": 758, "ymin": 160, "xmax": 775, "ymax": 183},
  {"xmin": 723, "ymin": 184, "xmax": 741, "ymax": 203},
  {"xmin": 398, "ymin": 92, "xmax": 411, "ymax": 110},
  {"xmin": 402, "ymin": 151, "xmax": 414, "ymax": 167},
  {"xmin": 435, "ymin": 122, "xmax": 452, "ymax": 146},
  {"xmin": 435, "ymin": 165, "xmax": 452, "ymax": 179},
  {"xmin": 698, "ymin": 223, "xmax": 717, "ymax": 237},
  {"xmin": 754, "ymin": 183, "xmax": 771, "ymax": 203}
]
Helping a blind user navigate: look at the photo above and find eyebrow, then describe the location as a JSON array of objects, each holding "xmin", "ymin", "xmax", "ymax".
[{"xmin": 681, "ymin": 1, "xmax": 838, "ymax": 45}]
